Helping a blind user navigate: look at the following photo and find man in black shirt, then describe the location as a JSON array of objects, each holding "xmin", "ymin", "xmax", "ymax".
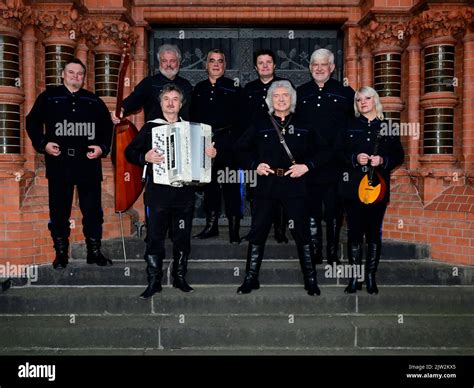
[
  {"xmin": 26, "ymin": 58, "xmax": 113, "ymax": 269},
  {"xmin": 241, "ymin": 49, "xmax": 289, "ymax": 243},
  {"xmin": 296, "ymin": 48, "xmax": 355, "ymax": 265},
  {"xmin": 112, "ymin": 44, "xmax": 192, "ymax": 123},
  {"xmin": 191, "ymin": 49, "xmax": 243, "ymax": 243}
]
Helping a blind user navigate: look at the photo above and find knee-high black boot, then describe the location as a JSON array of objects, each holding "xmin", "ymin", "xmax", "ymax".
[
  {"xmin": 237, "ymin": 244, "xmax": 264, "ymax": 294},
  {"xmin": 193, "ymin": 211, "xmax": 219, "ymax": 239},
  {"xmin": 273, "ymin": 205, "xmax": 288, "ymax": 243},
  {"xmin": 140, "ymin": 254, "xmax": 163, "ymax": 299},
  {"xmin": 297, "ymin": 244, "xmax": 321, "ymax": 296},
  {"xmin": 86, "ymin": 238, "xmax": 113, "ymax": 266},
  {"xmin": 366, "ymin": 242, "xmax": 381, "ymax": 294},
  {"xmin": 172, "ymin": 250, "xmax": 194, "ymax": 292},
  {"xmin": 326, "ymin": 219, "xmax": 341, "ymax": 265},
  {"xmin": 52, "ymin": 236, "xmax": 69, "ymax": 270},
  {"xmin": 344, "ymin": 243, "xmax": 363, "ymax": 294},
  {"xmin": 228, "ymin": 216, "xmax": 241, "ymax": 244},
  {"xmin": 309, "ymin": 217, "xmax": 323, "ymax": 264}
]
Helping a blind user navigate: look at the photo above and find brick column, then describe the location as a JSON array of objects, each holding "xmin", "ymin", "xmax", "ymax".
[
  {"xmin": 75, "ymin": 37, "xmax": 89, "ymax": 89},
  {"xmin": 406, "ymin": 35, "xmax": 421, "ymax": 171},
  {"xmin": 462, "ymin": 30, "xmax": 474, "ymax": 172},
  {"xmin": 22, "ymin": 25, "xmax": 37, "ymax": 172},
  {"xmin": 343, "ymin": 24, "xmax": 359, "ymax": 89},
  {"xmin": 360, "ymin": 46, "xmax": 373, "ymax": 88},
  {"xmin": 131, "ymin": 27, "xmax": 147, "ymax": 130}
]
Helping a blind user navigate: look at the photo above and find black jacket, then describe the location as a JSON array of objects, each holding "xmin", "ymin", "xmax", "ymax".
[
  {"xmin": 190, "ymin": 76, "xmax": 242, "ymax": 168},
  {"xmin": 296, "ymin": 77, "xmax": 355, "ymax": 184},
  {"xmin": 339, "ymin": 115, "xmax": 405, "ymax": 204},
  {"xmin": 122, "ymin": 72, "xmax": 193, "ymax": 122},
  {"xmin": 25, "ymin": 85, "xmax": 113, "ymax": 182},
  {"xmin": 124, "ymin": 119, "xmax": 195, "ymax": 207},
  {"xmin": 235, "ymin": 113, "xmax": 330, "ymax": 199}
]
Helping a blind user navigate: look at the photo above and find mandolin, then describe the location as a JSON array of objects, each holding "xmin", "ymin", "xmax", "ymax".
[
  {"xmin": 112, "ymin": 44, "xmax": 144, "ymax": 212},
  {"xmin": 358, "ymin": 131, "xmax": 386, "ymax": 205}
]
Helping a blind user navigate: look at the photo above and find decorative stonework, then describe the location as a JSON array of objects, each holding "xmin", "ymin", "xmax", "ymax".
[
  {"xmin": 0, "ymin": 2, "xmax": 137, "ymax": 49},
  {"xmin": 408, "ymin": 9, "xmax": 473, "ymax": 41},
  {"xmin": 356, "ymin": 19, "xmax": 409, "ymax": 51}
]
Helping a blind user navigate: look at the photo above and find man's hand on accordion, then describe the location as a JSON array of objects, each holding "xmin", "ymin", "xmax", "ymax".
[
  {"xmin": 205, "ymin": 142, "xmax": 217, "ymax": 159},
  {"xmin": 145, "ymin": 148, "xmax": 165, "ymax": 164}
]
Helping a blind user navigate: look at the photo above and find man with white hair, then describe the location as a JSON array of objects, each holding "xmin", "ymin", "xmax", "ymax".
[
  {"xmin": 296, "ymin": 48, "xmax": 355, "ymax": 266},
  {"xmin": 113, "ymin": 44, "xmax": 193, "ymax": 123}
]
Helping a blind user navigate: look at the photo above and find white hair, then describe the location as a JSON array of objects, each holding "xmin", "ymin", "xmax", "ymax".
[
  {"xmin": 266, "ymin": 80, "xmax": 297, "ymax": 115},
  {"xmin": 309, "ymin": 48, "xmax": 335, "ymax": 66},
  {"xmin": 157, "ymin": 44, "xmax": 182, "ymax": 64}
]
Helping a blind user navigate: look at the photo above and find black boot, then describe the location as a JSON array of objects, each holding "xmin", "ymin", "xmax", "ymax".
[
  {"xmin": 140, "ymin": 254, "xmax": 163, "ymax": 299},
  {"xmin": 309, "ymin": 217, "xmax": 323, "ymax": 264},
  {"xmin": 297, "ymin": 244, "xmax": 321, "ymax": 296},
  {"xmin": 326, "ymin": 218, "xmax": 341, "ymax": 265},
  {"xmin": 344, "ymin": 243, "xmax": 363, "ymax": 294},
  {"xmin": 193, "ymin": 212, "xmax": 219, "ymax": 239},
  {"xmin": 228, "ymin": 216, "xmax": 241, "ymax": 244},
  {"xmin": 237, "ymin": 244, "xmax": 264, "ymax": 294},
  {"xmin": 366, "ymin": 242, "xmax": 381, "ymax": 295},
  {"xmin": 273, "ymin": 205, "xmax": 288, "ymax": 243},
  {"xmin": 86, "ymin": 238, "xmax": 113, "ymax": 266},
  {"xmin": 52, "ymin": 236, "xmax": 69, "ymax": 270},
  {"xmin": 172, "ymin": 250, "xmax": 194, "ymax": 292}
]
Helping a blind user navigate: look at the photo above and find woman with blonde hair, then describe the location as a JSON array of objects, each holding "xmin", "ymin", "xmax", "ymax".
[{"xmin": 339, "ymin": 86, "xmax": 404, "ymax": 294}]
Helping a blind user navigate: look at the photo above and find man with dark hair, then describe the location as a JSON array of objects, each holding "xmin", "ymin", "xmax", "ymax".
[
  {"xmin": 112, "ymin": 44, "xmax": 193, "ymax": 123},
  {"xmin": 296, "ymin": 48, "xmax": 355, "ymax": 265},
  {"xmin": 125, "ymin": 84, "xmax": 217, "ymax": 298},
  {"xmin": 241, "ymin": 48, "xmax": 289, "ymax": 243},
  {"xmin": 26, "ymin": 58, "xmax": 113, "ymax": 269},
  {"xmin": 191, "ymin": 49, "xmax": 243, "ymax": 243}
]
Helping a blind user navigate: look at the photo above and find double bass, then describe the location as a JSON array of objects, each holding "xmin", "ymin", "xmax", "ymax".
[
  {"xmin": 112, "ymin": 45, "xmax": 144, "ymax": 213},
  {"xmin": 112, "ymin": 45, "xmax": 144, "ymax": 260}
]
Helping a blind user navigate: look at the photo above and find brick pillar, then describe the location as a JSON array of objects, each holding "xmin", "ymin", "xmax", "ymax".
[
  {"xmin": 360, "ymin": 46, "xmax": 373, "ymax": 88},
  {"xmin": 75, "ymin": 37, "xmax": 89, "ymax": 89},
  {"xmin": 131, "ymin": 27, "xmax": 147, "ymax": 130},
  {"xmin": 343, "ymin": 24, "xmax": 359, "ymax": 89},
  {"xmin": 462, "ymin": 30, "xmax": 474, "ymax": 172},
  {"xmin": 22, "ymin": 25, "xmax": 37, "ymax": 172},
  {"xmin": 407, "ymin": 35, "xmax": 421, "ymax": 171}
]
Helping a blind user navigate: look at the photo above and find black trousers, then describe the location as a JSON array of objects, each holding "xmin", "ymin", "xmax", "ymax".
[
  {"xmin": 307, "ymin": 182, "xmax": 343, "ymax": 222},
  {"xmin": 249, "ymin": 197, "xmax": 310, "ymax": 245},
  {"xmin": 47, "ymin": 179, "xmax": 103, "ymax": 239},
  {"xmin": 144, "ymin": 203, "xmax": 194, "ymax": 259},
  {"xmin": 203, "ymin": 166, "xmax": 242, "ymax": 218},
  {"xmin": 344, "ymin": 200, "xmax": 387, "ymax": 244}
]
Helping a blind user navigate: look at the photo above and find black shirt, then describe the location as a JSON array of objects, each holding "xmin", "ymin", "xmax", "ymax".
[
  {"xmin": 25, "ymin": 85, "xmax": 113, "ymax": 182},
  {"xmin": 122, "ymin": 72, "xmax": 193, "ymax": 122}
]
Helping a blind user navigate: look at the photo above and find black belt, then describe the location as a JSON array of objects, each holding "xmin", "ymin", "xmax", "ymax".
[
  {"xmin": 272, "ymin": 167, "xmax": 290, "ymax": 177},
  {"xmin": 62, "ymin": 147, "xmax": 87, "ymax": 157}
]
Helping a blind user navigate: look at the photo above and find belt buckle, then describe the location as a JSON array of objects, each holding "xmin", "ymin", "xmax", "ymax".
[
  {"xmin": 67, "ymin": 148, "xmax": 75, "ymax": 157},
  {"xmin": 276, "ymin": 168, "xmax": 284, "ymax": 177}
]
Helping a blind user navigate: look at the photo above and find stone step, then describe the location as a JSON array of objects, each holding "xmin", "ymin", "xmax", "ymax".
[
  {"xmin": 71, "ymin": 236, "xmax": 430, "ymax": 261},
  {"xmin": 0, "ymin": 313, "xmax": 472, "ymax": 351},
  {"xmin": 1, "ymin": 286, "xmax": 473, "ymax": 316},
  {"xmin": 26, "ymin": 260, "xmax": 473, "ymax": 286}
]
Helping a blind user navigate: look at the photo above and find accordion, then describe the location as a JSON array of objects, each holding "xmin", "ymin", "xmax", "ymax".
[{"xmin": 151, "ymin": 121, "xmax": 213, "ymax": 187}]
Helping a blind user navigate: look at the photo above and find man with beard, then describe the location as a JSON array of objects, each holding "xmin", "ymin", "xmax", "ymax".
[{"xmin": 112, "ymin": 44, "xmax": 192, "ymax": 122}]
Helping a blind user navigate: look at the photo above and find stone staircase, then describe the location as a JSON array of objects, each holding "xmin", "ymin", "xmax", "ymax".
[{"xmin": 0, "ymin": 230, "xmax": 473, "ymax": 356}]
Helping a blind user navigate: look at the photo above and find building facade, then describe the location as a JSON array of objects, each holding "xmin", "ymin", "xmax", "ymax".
[{"xmin": 0, "ymin": 0, "xmax": 473, "ymax": 266}]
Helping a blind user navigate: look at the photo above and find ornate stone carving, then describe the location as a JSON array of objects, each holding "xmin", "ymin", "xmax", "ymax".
[
  {"xmin": 408, "ymin": 9, "xmax": 473, "ymax": 41},
  {"xmin": 356, "ymin": 19, "xmax": 409, "ymax": 50}
]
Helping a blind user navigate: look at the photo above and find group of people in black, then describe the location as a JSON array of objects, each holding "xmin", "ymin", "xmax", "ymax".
[{"xmin": 27, "ymin": 43, "xmax": 404, "ymax": 299}]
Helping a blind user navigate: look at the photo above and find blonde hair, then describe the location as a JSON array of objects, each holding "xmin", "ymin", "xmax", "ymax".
[
  {"xmin": 354, "ymin": 86, "xmax": 384, "ymax": 120},
  {"xmin": 266, "ymin": 80, "xmax": 297, "ymax": 115}
]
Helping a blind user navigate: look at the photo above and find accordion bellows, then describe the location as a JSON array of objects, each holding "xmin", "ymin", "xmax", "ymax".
[{"xmin": 151, "ymin": 121, "xmax": 213, "ymax": 187}]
